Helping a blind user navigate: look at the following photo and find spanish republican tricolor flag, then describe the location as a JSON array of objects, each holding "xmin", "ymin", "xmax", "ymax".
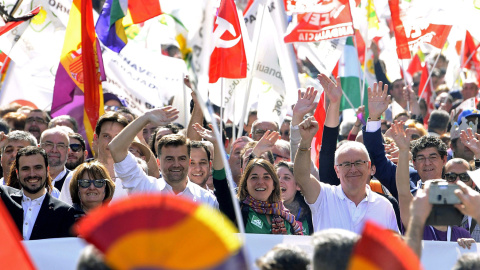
[
  {"xmin": 51, "ymin": 0, "xmax": 105, "ymax": 150},
  {"xmin": 348, "ymin": 221, "xmax": 422, "ymax": 270}
]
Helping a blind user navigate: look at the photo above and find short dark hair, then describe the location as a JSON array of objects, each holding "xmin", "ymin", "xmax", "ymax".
[
  {"xmin": 149, "ymin": 123, "xmax": 180, "ymax": 157},
  {"xmin": 29, "ymin": 109, "xmax": 51, "ymax": 123},
  {"xmin": 190, "ymin": 141, "xmax": 211, "ymax": 161},
  {"xmin": 411, "ymin": 136, "xmax": 448, "ymax": 160},
  {"xmin": 94, "ymin": 112, "xmax": 129, "ymax": 136},
  {"xmin": 0, "ymin": 118, "xmax": 9, "ymax": 134},
  {"xmin": 13, "ymin": 146, "xmax": 52, "ymax": 192},
  {"xmin": 69, "ymin": 133, "xmax": 86, "ymax": 151},
  {"xmin": 116, "ymin": 107, "xmax": 137, "ymax": 122},
  {"xmin": 428, "ymin": 110, "xmax": 450, "ymax": 132},
  {"xmin": 157, "ymin": 134, "xmax": 190, "ymax": 157},
  {"xmin": 312, "ymin": 229, "xmax": 360, "ymax": 270},
  {"xmin": 256, "ymin": 244, "xmax": 309, "ymax": 270}
]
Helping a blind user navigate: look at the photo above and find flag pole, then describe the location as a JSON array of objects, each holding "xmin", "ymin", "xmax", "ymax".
[
  {"xmin": 451, "ymin": 43, "xmax": 480, "ymax": 89},
  {"xmin": 353, "ymin": 33, "xmax": 364, "ymax": 109},
  {"xmin": 194, "ymin": 1, "xmax": 250, "ymax": 264},
  {"xmin": 237, "ymin": 0, "xmax": 267, "ymax": 138},
  {"xmin": 399, "ymin": 59, "xmax": 409, "ymax": 111},
  {"xmin": 220, "ymin": 77, "xmax": 224, "ymax": 132},
  {"xmin": 183, "ymin": 73, "xmax": 189, "ymax": 127},
  {"xmin": 419, "ymin": 52, "xmax": 442, "ymax": 100}
]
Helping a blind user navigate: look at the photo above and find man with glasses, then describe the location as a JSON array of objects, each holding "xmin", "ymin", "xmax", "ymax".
[
  {"xmin": 0, "ymin": 131, "xmax": 37, "ymax": 185},
  {"xmin": 293, "ymin": 75, "xmax": 397, "ymax": 233},
  {"xmin": 444, "ymin": 158, "xmax": 480, "ymax": 242},
  {"xmin": 250, "ymin": 120, "xmax": 279, "ymax": 141},
  {"xmin": 272, "ymin": 139, "xmax": 290, "ymax": 165},
  {"xmin": 39, "ymin": 127, "xmax": 71, "ymax": 191},
  {"xmin": 66, "ymin": 133, "xmax": 87, "ymax": 171},
  {"xmin": 24, "ymin": 109, "xmax": 50, "ymax": 142}
]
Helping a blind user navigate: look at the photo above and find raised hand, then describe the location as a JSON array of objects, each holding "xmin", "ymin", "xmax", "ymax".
[
  {"xmin": 292, "ymin": 87, "xmax": 318, "ymax": 125},
  {"xmin": 299, "ymin": 116, "xmax": 319, "ymax": 142},
  {"xmin": 390, "ymin": 121, "xmax": 410, "ymax": 151},
  {"xmin": 318, "ymin": 73, "xmax": 342, "ymax": 104},
  {"xmin": 253, "ymin": 130, "xmax": 280, "ymax": 157},
  {"xmin": 368, "ymin": 81, "xmax": 390, "ymax": 120},
  {"xmin": 192, "ymin": 123, "xmax": 216, "ymax": 143},
  {"xmin": 460, "ymin": 128, "xmax": 480, "ymax": 157},
  {"xmin": 147, "ymin": 106, "xmax": 179, "ymax": 126},
  {"xmin": 455, "ymin": 181, "xmax": 480, "ymax": 222},
  {"xmin": 403, "ymin": 85, "xmax": 420, "ymax": 115}
]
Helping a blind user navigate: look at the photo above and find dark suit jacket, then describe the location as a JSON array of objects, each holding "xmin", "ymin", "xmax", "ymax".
[
  {"xmin": 0, "ymin": 185, "xmax": 24, "ymax": 234},
  {"xmin": 8, "ymin": 188, "xmax": 76, "ymax": 240}
]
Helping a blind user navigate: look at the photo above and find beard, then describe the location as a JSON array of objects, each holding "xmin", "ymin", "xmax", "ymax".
[
  {"xmin": 20, "ymin": 176, "xmax": 46, "ymax": 195},
  {"xmin": 66, "ymin": 157, "xmax": 85, "ymax": 170}
]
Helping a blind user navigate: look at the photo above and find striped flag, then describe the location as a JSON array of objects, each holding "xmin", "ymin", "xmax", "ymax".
[
  {"xmin": 96, "ymin": 0, "xmax": 162, "ymax": 52},
  {"xmin": 51, "ymin": 0, "xmax": 105, "ymax": 154},
  {"xmin": 348, "ymin": 221, "xmax": 422, "ymax": 270},
  {"xmin": 337, "ymin": 37, "xmax": 369, "ymax": 119}
]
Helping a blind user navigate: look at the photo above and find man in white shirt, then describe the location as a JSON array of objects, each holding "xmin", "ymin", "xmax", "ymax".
[
  {"xmin": 39, "ymin": 127, "xmax": 72, "ymax": 191},
  {"xmin": 293, "ymin": 75, "xmax": 398, "ymax": 234},
  {"xmin": 11, "ymin": 146, "xmax": 75, "ymax": 240},
  {"xmin": 109, "ymin": 107, "xmax": 218, "ymax": 208},
  {"xmin": 0, "ymin": 131, "xmax": 37, "ymax": 185}
]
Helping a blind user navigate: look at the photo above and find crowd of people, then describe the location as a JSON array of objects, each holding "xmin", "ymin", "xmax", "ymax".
[{"xmin": 2, "ymin": 53, "xmax": 480, "ymax": 269}]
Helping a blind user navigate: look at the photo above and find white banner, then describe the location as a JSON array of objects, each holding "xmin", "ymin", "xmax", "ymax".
[
  {"xmin": 102, "ymin": 43, "xmax": 187, "ymax": 117},
  {"xmin": 23, "ymin": 235, "xmax": 480, "ymax": 270}
]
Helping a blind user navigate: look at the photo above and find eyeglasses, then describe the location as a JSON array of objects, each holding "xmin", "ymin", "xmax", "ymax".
[
  {"xmin": 444, "ymin": 172, "xmax": 471, "ymax": 182},
  {"xmin": 414, "ymin": 154, "xmax": 440, "ymax": 163},
  {"xmin": 26, "ymin": 117, "xmax": 47, "ymax": 124},
  {"xmin": 273, "ymin": 153, "xmax": 289, "ymax": 161},
  {"xmin": 336, "ymin": 160, "xmax": 368, "ymax": 169},
  {"xmin": 280, "ymin": 131, "xmax": 290, "ymax": 136},
  {"xmin": 78, "ymin": 179, "xmax": 106, "ymax": 188},
  {"xmin": 104, "ymin": 105, "xmax": 120, "ymax": 111},
  {"xmin": 69, "ymin": 144, "xmax": 83, "ymax": 152},
  {"xmin": 41, "ymin": 142, "xmax": 68, "ymax": 151},
  {"xmin": 253, "ymin": 129, "xmax": 274, "ymax": 135}
]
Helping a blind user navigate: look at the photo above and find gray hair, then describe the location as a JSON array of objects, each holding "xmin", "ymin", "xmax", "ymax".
[
  {"xmin": 6, "ymin": 130, "xmax": 37, "ymax": 147},
  {"xmin": 40, "ymin": 126, "xmax": 70, "ymax": 144},
  {"xmin": 274, "ymin": 139, "xmax": 291, "ymax": 156},
  {"xmin": 312, "ymin": 229, "xmax": 360, "ymax": 270},
  {"xmin": 49, "ymin": 115, "xmax": 79, "ymax": 133},
  {"xmin": 334, "ymin": 141, "xmax": 370, "ymax": 164},
  {"xmin": 77, "ymin": 245, "xmax": 111, "ymax": 270},
  {"xmin": 452, "ymin": 253, "xmax": 480, "ymax": 270}
]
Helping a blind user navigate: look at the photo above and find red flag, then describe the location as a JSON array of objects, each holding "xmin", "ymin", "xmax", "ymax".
[
  {"xmin": 128, "ymin": 0, "xmax": 162, "ymax": 24},
  {"xmin": 209, "ymin": 0, "xmax": 247, "ymax": 84},
  {"xmin": 389, "ymin": 0, "xmax": 451, "ymax": 59},
  {"xmin": 418, "ymin": 64, "xmax": 434, "ymax": 126},
  {"xmin": 407, "ymin": 53, "xmax": 423, "ymax": 76},
  {"xmin": 0, "ymin": 200, "xmax": 36, "ymax": 269},
  {"xmin": 354, "ymin": 30, "xmax": 366, "ymax": 66},
  {"xmin": 284, "ymin": 0, "xmax": 354, "ymax": 43},
  {"xmin": 348, "ymin": 221, "xmax": 422, "ymax": 270},
  {"xmin": 462, "ymin": 31, "xmax": 480, "ymax": 85},
  {"xmin": 388, "ymin": 0, "xmax": 410, "ymax": 59},
  {"xmin": 313, "ymin": 91, "xmax": 326, "ymax": 167}
]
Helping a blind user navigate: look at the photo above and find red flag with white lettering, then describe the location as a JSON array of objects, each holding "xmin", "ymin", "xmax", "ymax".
[
  {"xmin": 389, "ymin": 0, "xmax": 451, "ymax": 59},
  {"xmin": 209, "ymin": 0, "xmax": 247, "ymax": 84},
  {"xmin": 284, "ymin": 0, "xmax": 354, "ymax": 43}
]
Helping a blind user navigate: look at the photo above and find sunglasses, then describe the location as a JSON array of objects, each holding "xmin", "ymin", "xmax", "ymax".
[
  {"xmin": 78, "ymin": 179, "xmax": 106, "ymax": 188},
  {"xmin": 444, "ymin": 172, "xmax": 471, "ymax": 182},
  {"xmin": 69, "ymin": 144, "xmax": 83, "ymax": 152}
]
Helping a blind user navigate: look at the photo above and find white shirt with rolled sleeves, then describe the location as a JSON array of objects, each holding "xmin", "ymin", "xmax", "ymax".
[
  {"xmin": 114, "ymin": 152, "xmax": 218, "ymax": 209},
  {"xmin": 308, "ymin": 182, "xmax": 399, "ymax": 234}
]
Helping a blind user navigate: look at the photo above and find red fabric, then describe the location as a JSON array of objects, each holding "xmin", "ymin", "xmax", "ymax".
[
  {"xmin": 128, "ymin": 0, "xmax": 162, "ymax": 24},
  {"xmin": 313, "ymin": 91, "xmax": 326, "ymax": 167},
  {"xmin": 209, "ymin": 0, "xmax": 247, "ymax": 83},
  {"xmin": 463, "ymin": 31, "xmax": 480, "ymax": 85},
  {"xmin": 81, "ymin": 0, "xmax": 102, "ymax": 131},
  {"xmin": 0, "ymin": 6, "xmax": 40, "ymax": 36},
  {"xmin": 0, "ymin": 200, "xmax": 36, "ymax": 269},
  {"xmin": 243, "ymin": 0, "xmax": 255, "ymax": 15},
  {"xmin": 354, "ymin": 30, "xmax": 365, "ymax": 66},
  {"xmin": 284, "ymin": 0, "xmax": 354, "ymax": 43},
  {"xmin": 407, "ymin": 53, "xmax": 423, "ymax": 76},
  {"xmin": 418, "ymin": 64, "xmax": 434, "ymax": 126},
  {"xmin": 388, "ymin": 0, "xmax": 410, "ymax": 59},
  {"xmin": 348, "ymin": 221, "xmax": 422, "ymax": 270}
]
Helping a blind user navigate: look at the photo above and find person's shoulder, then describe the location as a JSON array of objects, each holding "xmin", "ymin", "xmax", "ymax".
[
  {"xmin": 0, "ymin": 185, "xmax": 20, "ymax": 195},
  {"xmin": 45, "ymin": 192, "xmax": 74, "ymax": 210}
]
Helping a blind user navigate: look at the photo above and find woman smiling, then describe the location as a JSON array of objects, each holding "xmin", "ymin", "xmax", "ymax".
[{"xmin": 69, "ymin": 161, "xmax": 115, "ymax": 217}]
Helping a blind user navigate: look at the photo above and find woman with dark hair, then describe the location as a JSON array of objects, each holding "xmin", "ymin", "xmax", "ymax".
[
  {"xmin": 276, "ymin": 161, "xmax": 313, "ymax": 235},
  {"xmin": 69, "ymin": 161, "xmax": 115, "ymax": 218},
  {"xmin": 193, "ymin": 123, "xmax": 302, "ymax": 235}
]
